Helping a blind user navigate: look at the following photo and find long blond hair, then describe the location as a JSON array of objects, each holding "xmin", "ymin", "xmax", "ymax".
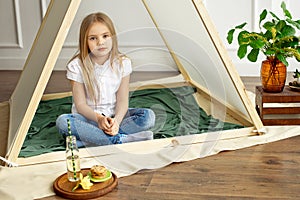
[{"xmin": 70, "ymin": 12, "xmax": 122, "ymax": 102}]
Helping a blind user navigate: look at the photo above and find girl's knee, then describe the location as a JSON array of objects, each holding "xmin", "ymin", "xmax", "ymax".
[
  {"xmin": 56, "ymin": 114, "xmax": 67, "ymax": 125},
  {"xmin": 144, "ymin": 109, "xmax": 156, "ymax": 128},
  {"xmin": 56, "ymin": 114, "xmax": 72, "ymax": 132}
]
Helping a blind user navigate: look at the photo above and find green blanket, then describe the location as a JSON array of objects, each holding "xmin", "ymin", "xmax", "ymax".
[{"xmin": 19, "ymin": 86, "xmax": 244, "ymax": 157}]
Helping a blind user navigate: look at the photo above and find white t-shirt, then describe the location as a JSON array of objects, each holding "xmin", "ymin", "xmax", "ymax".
[{"xmin": 66, "ymin": 57, "xmax": 132, "ymax": 117}]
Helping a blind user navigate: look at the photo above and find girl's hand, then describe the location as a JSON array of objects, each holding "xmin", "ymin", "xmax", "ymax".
[
  {"xmin": 105, "ymin": 119, "xmax": 119, "ymax": 136},
  {"xmin": 97, "ymin": 114, "xmax": 119, "ymax": 135}
]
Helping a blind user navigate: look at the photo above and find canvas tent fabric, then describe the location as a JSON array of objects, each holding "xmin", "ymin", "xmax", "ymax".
[
  {"xmin": 1, "ymin": 125, "xmax": 300, "ymax": 200},
  {"xmin": 3, "ymin": 0, "xmax": 265, "ymax": 165},
  {"xmin": 4, "ymin": 0, "xmax": 82, "ymax": 163}
]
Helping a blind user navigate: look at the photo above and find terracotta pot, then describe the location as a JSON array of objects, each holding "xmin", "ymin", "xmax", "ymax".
[{"xmin": 260, "ymin": 57, "xmax": 286, "ymax": 93}]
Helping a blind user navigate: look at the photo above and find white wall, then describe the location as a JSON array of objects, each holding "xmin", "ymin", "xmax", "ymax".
[
  {"xmin": 1, "ymin": 0, "xmax": 300, "ymax": 76},
  {"xmin": 0, "ymin": 0, "xmax": 43, "ymax": 70}
]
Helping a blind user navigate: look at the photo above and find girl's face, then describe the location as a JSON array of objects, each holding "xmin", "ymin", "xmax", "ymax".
[{"xmin": 87, "ymin": 22, "xmax": 113, "ymax": 61}]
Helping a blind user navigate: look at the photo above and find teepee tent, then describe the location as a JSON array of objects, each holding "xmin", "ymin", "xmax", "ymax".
[{"xmin": 1, "ymin": 0, "xmax": 264, "ymax": 168}]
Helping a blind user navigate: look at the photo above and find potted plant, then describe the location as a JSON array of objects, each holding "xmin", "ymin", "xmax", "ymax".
[
  {"xmin": 293, "ymin": 69, "xmax": 300, "ymax": 83},
  {"xmin": 227, "ymin": 1, "xmax": 300, "ymax": 92},
  {"xmin": 288, "ymin": 69, "xmax": 300, "ymax": 88}
]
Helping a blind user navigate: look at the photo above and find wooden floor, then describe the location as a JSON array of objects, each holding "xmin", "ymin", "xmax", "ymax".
[{"xmin": 1, "ymin": 71, "xmax": 300, "ymax": 199}]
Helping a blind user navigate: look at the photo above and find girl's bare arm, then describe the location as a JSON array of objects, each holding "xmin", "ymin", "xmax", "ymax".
[
  {"xmin": 114, "ymin": 75, "xmax": 130, "ymax": 125},
  {"xmin": 71, "ymin": 80, "xmax": 111, "ymax": 131}
]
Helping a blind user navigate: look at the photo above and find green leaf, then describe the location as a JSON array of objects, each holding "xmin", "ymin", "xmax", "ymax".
[
  {"xmin": 269, "ymin": 12, "xmax": 280, "ymax": 21},
  {"xmin": 294, "ymin": 69, "xmax": 300, "ymax": 78},
  {"xmin": 237, "ymin": 45, "xmax": 247, "ymax": 59},
  {"xmin": 263, "ymin": 21, "xmax": 275, "ymax": 31},
  {"xmin": 227, "ymin": 29, "xmax": 235, "ymax": 43},
  {"xmin": 286, "ymin": 19, "xmax": 300, "ymax": 30},
  {"xmin": 275, "ymin": 20, "xmax": 286, "ymax": 32},
  {"xmin": 263, "ymin": 30, "xmax": 273, "ymax": 40},
  {"xmin": 259, "ymin": 9, "xmax": 267, "ymax": 26},
  {"xmin": 280, "ymin": 36, "xmax": 299, "ymax": 47},
  {"xmin": 277, "ymin": 54, "xmax": 288, "ymax": 66},
  {"xmin": 235, "ymin": 22, "xmax": 247, "ymax": 29},
  {"xmin": 249, "ymin": 39, "xmax": 265, "ymax": 49},
  {"xmin": 295, "ymin": 48, "xmax": 300, "ymax": 62},
  {"xmin": 227, "ymin": 29, "xmax": 235, "ymax": 44},
  {"xmin": 237, "ymin": 31, "xmax": 250, "ymax": 45},
  {"xmin": 295, "ymin": 20, "xmax": 300, "ymax": 29},
  {"xmin": 281, "ymin": 25, "xmax": 296, "ymax": 37},
  {"xmin": 281, "ymin": 1, "xmax": 292, "ymax": 19},
  {"xmin": 265, "ymin": 49, "xmax": 276, "ymax": 56},
  {"xmin": 247, "ymin": 49, "xmax": 259, "ymax": 62}
]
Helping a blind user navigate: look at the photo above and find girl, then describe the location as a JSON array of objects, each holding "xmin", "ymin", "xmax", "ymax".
[{"xmin": 56, "ymin": 12, "xmax": 155, "ymax": 147}]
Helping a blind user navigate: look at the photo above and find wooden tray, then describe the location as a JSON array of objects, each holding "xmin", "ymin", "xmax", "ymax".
[{"xmin": 53, "ymin": 168, "xmax": 118, "ymax": 199}]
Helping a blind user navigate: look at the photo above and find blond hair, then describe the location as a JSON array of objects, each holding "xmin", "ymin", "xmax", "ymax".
[{"xmin": 70, "ymin": 12, "xmax": 123, "ymax": 102}]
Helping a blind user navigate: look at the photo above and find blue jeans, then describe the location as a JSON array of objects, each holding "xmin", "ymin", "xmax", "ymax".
[{"xmin": 56, "ymin": 108, "xmax": 155, "ymax": 147}]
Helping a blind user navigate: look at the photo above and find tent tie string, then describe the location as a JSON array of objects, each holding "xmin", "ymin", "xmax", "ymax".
[{"xmin": 0, "ymin": 156, "xmax": 18, "ymax": 167}]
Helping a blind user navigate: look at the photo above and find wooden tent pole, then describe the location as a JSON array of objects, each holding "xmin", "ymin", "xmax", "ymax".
[
  {"xmin": 192, "ymin": 0, "xmax": 265, "ymax": 134},
  {"xmin": 6, "ymin": 0, "xmax": 82, "ymax": 163}
]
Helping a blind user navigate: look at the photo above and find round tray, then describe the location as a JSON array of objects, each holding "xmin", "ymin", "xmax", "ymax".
[{"xmin": 53, "ymin": 168, "xmax": 118, "ymax": 199}]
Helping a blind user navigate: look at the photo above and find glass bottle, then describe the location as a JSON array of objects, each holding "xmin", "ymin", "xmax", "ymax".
[{"xmin": 66, "ymin": 136, "xmax": 81, "ymax": 182}]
